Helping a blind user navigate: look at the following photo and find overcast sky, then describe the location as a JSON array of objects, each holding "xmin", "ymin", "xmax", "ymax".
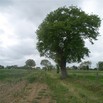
[{"xmin": 0, "ymin": 0, "xmax": 103, "ymax": 67}]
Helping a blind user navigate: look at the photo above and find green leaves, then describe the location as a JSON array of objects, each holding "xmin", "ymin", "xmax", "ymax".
[
  {"xmin": 25, "ymin": 59, "xmax": 36, "ymax": 67},
  {"xmin": 36, "ymin": 6, "xmax": 101, "ymax": 64},
  {"xmin": 97, "ymin": 61, "xmax": 103, "ymax": 70},
  {"xmin": 41, "ymin": 59, "xmax": 51, "ymax": 66}
]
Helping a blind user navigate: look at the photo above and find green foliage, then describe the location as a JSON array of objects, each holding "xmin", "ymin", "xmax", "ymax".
[
  {"xmin": 40, "ymin": 59, "xmax": 53, "ymax": 71},
  {"xmin": 35, "ymin": 67, "xmax": 41, "ymax": 70},
  {"xmin": 36, "ymin": 6, "xmax": 101, "ymax": 78},
  {"xmin": 97, "ymin": 61, "xmax": 103, "ymax": 70},
  {"xmin": 36, "ymin": 6, "xmax": 101, "ymax": 63},
  {"xmin": 6, "ymin": 65, "xmax": 18, "ymax": 69},
  {"xmin": 0, "ymin": 69, "xmax": 28, "ymax": 82},
  {"xmin": 0, "ymin": 65, "xmax": 4, "ymax": 69},
  {"xmin": 25, "ymin": 59, "xmax": 36, "ymax": 68},
  {"xmin": 79, "ymin": 61, "xmax": 91, "ymax": 70},
  {"xmin": 71, "ymin": 65, "xmax": 78, "ymax": 70},
  {"xmin": 40, "ymin": 59, "xmax": 51, "ymax": 67},
  {"xmin": 27, "ymin": 74, "xmax": 36, "ymax": 83}
]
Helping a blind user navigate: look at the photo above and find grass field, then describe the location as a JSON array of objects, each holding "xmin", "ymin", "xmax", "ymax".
[{"xmin": 0, "ymin": 69, "xmax": 103, "ymax": 103}]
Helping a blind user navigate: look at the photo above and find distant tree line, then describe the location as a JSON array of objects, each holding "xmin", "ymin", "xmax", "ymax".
[
  {"xmin": 1, "ymin": 59, "xmax": 103, "ymax": 71},
  {"xmin": 0, "ymin": 59, "xmax": 54, "ymax": 70},
  {"xmin": 67, "ymin": 61, "xmax": 103, "ymax": 71}
]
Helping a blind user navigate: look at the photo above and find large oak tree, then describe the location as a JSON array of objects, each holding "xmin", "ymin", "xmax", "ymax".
[{"xmin": 36, "ymin": 6, "xmax": 101, "ymax": 78}]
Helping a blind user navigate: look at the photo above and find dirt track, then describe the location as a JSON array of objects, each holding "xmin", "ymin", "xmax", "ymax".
[{"xmin": 0, "ymin": 81, "xmax": 53, "ymax": 103}]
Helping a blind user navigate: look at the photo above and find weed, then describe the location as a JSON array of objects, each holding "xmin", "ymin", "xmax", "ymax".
[
  {"xmin": 35, "ymin": 96, "xmax": 42, "ymax": 100},
  {"xmin": 27, "ymin": 75, "xmax": 36, "ymax": 83},
  {"xmin": 0, "ymin": 69, "xmax": 103, "ymax": 103},
  {"xmin": 32, "ymin": 99, "xmax": 39, "ymax": 103}
]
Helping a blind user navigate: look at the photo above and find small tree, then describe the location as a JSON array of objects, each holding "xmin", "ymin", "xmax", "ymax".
[
  {"xmin": 0, "ymin": 65, "xmax": 4, "ymax": 69},
  {"xmin": 72, "ymin": 65, "xmax": 78, "ymax": 70},
  {"xmin": 97, "ymin": 61, "xmax": 103, "ymax": 70},
  {"xmin": 96, "ymin": 61, "xmax": 103, "ymax": 79},
  {"xmin": 36, "ymin": 6, "xmax": 101, "ymax": 78},
  {"xmin": 35, "ymin": 67, "xmax": 41, "ymax": 70},
  {"xmin": 40, "ymin": 59, "xmax": 52, "ymax": 70},
  {"xmin": 79, "ymin": 61, "xmax": 91, "ymax": 70},
  {"xmin": 25, "ymin": 59, "xmax": 36, "ymax": 69}
]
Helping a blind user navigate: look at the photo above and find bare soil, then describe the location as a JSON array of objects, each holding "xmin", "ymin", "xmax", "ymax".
[{"xmin": 0, "ymin": 81, "xmax": 53, "ymax": 103}]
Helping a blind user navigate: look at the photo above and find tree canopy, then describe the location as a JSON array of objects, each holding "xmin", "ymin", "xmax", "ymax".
[
  {"xmin": 97, "ymin": 61, "xmax": 103, "ymax": 70},
  {"xmin": 36, "ymin": 6, "xmax": 101, "ymax": 78},
  {"xmin": 0, "ymin": 65, "xmax": 4, "ymax": 69},
  {"xmin": 79, "ymin": 61, "xmax": 91, "ymax": 70},
  {"xmin": 25, "ymin": 59, "xmax": 36, "ymax": 68},
  {"xmin": 40, "ymin": 59, "xmax": 51, "ymax": 67}
]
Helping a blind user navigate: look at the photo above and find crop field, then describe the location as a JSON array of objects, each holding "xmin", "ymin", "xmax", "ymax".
[{"xmin": 0, "ymin": 69, "xmax": 103, "ymax": 103}]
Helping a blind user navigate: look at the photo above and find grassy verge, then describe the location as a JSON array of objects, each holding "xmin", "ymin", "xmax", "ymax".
[
  {"xmin": 0, "ymin": 69, "xmax": 103, "ymax": 103},
  {"xmin": 44, "ymin": 70, "xmax": 103, "ymax": 103},
  {"xmin": 44, "ymin": 74, "xmax": 68, "ymax": 103}
]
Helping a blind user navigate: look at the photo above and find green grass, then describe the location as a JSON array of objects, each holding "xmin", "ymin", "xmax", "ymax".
[
  {"xmin": 44, "ymin": 70, "xmax": 103, "ymax": 103},
  {"xmin": 0, "ymin": 69, "xmax": 40, "ymax": 83},
  {"xmin": 44, "ymin": 73, "xmax": 70, "ymax": 103},
  {"xmin": 0, "ymin": 69, "xmax": 29, "ymax": 82},
  {"xmin": 0, "ymin": 69, "xmax": 103, "ymax": 103}
]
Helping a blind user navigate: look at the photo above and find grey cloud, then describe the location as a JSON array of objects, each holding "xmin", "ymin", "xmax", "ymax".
[
  {"xmin": 0, "ymin": 29, "xmax": 4, "ymax": 34},
  {"xmin": 0, "ymin": 47, "xmax": 22, "ymax": 60},
  {"xmin": 0, "ymin": 0, "xmax": 12, "ymax": 6},
  {"xmin": 0, "ymin": 37, "xmax": 37, "ymax": 66},
  {"xmin": 0, "ymin": 0, "xmax": 13, "ymax": 13},
  {"xmin": 6, "ymin": 0, "xmax": 81, "ymax": 25},
  {"xmin": 13, "ymin": 19, "xmax": 36, "ymax": 39},
  {"xmin": 12, "ymin": 38, "xmax": 35, "ymax": 55}
]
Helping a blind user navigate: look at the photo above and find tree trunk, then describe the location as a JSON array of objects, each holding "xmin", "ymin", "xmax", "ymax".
[
  {"xmin": 56, "ymin": 64, "xmax": 60, "ymax": 73},
  {"xmin": 60, "ymin": 59, "xmax": 68, "ymax": 79},
  {"xmin": 61, "ymin": 67, "xmax": 68, "ymax": 79}
]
